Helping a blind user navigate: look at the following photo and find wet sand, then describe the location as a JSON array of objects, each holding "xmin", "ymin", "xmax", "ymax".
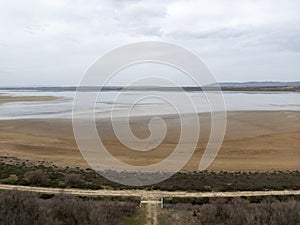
[
  {"xmin": 0, "ymin": 110, "xmax": 299, "ymax": 171},
  {"xmin": 0, "ymin": 94, "xmax": 60, "ymax": 104}
]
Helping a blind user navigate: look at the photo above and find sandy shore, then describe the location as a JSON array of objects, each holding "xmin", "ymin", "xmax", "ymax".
[
  {"xmin": 0, "ymin": 93, "xmax": 60, "ymax": 104},
  {"xmin": 0, "ymin": 109, "xmax": 299, "ymax": 171}
]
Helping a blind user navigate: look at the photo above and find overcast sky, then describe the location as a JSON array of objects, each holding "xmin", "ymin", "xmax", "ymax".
[{"xmin": 0, "ymin": 0, "xmax": 299, "ymax": 86}]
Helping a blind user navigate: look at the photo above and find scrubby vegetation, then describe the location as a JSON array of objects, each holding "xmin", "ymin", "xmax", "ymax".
[
  {"xmin": 160, "ymin": 197, "xmax": 300, "ymax": 225},
  {"xmin": 164, "ymin": 194, "xmax": 300, "ymax": 205},
  {"xmin": 0, "ymin": 191, "xmax": 137, "ymax": 225},
  {"xmin": 1, "ymin": 157, "xmax": 300, "ymax": 191},
  {"xmin": 1, "ymin": 157, "xmax": 299, "ymax": 224}
]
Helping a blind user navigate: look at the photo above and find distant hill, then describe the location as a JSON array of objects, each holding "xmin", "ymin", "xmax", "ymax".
[{"xmin": 219, "ymin": 81, "xmax": 300, "ymax": 87}]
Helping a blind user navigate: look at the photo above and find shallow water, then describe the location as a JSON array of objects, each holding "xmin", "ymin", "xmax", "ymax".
[{"xmin": 0, "ymin": 90, "xmax": 299, "ymax": 119}]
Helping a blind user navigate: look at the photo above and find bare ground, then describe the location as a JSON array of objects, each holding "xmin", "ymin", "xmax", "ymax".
[{"xmin": 0, "ymin": 110, "xmax": 299, "ymax": 171}]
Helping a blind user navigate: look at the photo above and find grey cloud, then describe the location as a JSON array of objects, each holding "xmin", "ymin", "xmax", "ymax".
[
  {"xmin": 167, "ymin": 26, "xmax": 253, "ymax": 40},
  {"xmin": 233, "ymin": 26, "xmax": 300, "ymax": 53},
  {"xmin": 168, "ymin": 24, "xmax": 300, "ymax": 54},
  {"xmin": 111, "ymin": 1, "xmax": 167, "ymax": 36},
  {"xmin": 24, "ymin": 24, "xmax": 48, "ymax": 35},
  {"xmin": 123, "ymin": 6, "xmax": 166, "ymax": 19},
  {"xmin": 0, "ymin": 43, "xmax": 9, "ymax": 48},
  {"xmin": 128, "ymin": 26, "xmax": 163, "ymax": 37},
  {"xmin": 110, "ymin": 0, "xmax": 142, "ymax": 7},
  {"xmin": 258, "ymin": 27, "xmax": 300, "ymax": 53},
  {"xmin": 0, "ymin": 0, "xmax": 299, "ymax": 86}
]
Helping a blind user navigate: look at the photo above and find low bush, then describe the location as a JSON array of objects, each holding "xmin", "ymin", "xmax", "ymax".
[
  {"xmin": 1, "ymin": 160, "xmax": 300, "ymax": 192},
  {"xmin": 0, "ymin": 191, "xmax": 137, "ymax": 225}
]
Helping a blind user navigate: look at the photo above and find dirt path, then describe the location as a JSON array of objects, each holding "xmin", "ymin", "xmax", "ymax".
[
  {"xmin": 1, "ymin": 184, "xmax": 300, "ymax": 198},
  {"xmin": 144, "ymin": 203, "xmax": 158, "ymax": 225},
  {"xmin": 141, "ymin": 197, "xmax": 161, "ymax": 225}
]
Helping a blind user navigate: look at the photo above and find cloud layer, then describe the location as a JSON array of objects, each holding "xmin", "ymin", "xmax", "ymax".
[{"xmin": 0, "ymin": 0, "xmax": 299, "ymax": 86}]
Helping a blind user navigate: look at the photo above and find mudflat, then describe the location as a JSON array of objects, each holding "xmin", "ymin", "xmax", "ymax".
[
  {"xmin": 0, "ymin": 110, "xmax": 299, "ymax": 171},
  {"xmin": 0, "ymin": 94, "xmax": 59, "ymax": 104}
]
